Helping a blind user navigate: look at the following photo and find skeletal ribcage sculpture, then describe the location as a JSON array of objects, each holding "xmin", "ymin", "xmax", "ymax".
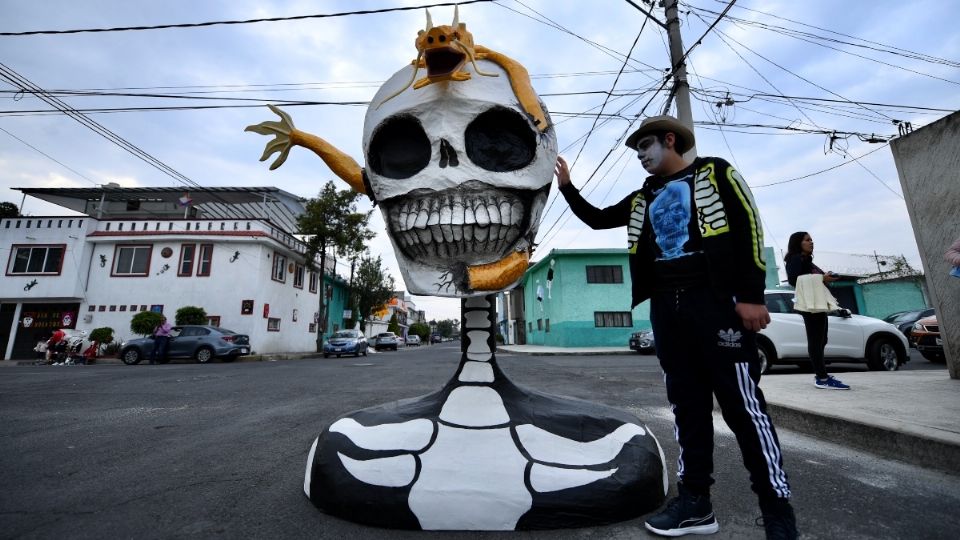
[{"xmin": 305, "ymin": 296, "xmax": 668, "ymax": 530}]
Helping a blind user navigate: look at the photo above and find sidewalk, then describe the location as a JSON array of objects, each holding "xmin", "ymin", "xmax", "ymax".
[{"xmin": 500, "ymin": 344, "xmax": 960, "ymax": 475}]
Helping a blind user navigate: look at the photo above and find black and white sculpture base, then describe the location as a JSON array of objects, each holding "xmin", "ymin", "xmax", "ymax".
[{"xmin": 304, "ymin": 295, "xmax": 667, "ymax": 530}]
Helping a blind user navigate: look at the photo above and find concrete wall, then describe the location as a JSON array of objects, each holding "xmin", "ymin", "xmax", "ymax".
[
  {"xmin": 891, "ymin": 111, "xmax": 960, "ymax": 378},
  {"xmin": 860, "ymin": 279, "xmax": 928, "ymax": 319}
]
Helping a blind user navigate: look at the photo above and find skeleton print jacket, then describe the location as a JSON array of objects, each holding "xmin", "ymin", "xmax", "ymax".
[{"xmin": 559, "ymin": 156, "xmax": 766, "ymax": 308}]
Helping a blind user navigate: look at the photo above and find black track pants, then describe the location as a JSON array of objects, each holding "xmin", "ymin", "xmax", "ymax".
[{"xmin": 651, "ymin": 287, "xmax": 791, "ymax": 501}]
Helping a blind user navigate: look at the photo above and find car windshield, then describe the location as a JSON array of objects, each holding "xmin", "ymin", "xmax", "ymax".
[
  {"xmin": 378, "ymin": 333, "xmax": 395, "ymax": 338},
  {"xmin": 332, "ymin": 331, "xmax": 358, "ymax": 338},
  {"xmin": 885, "ymin": 311, "xmax": 918, "ymax": 323}
]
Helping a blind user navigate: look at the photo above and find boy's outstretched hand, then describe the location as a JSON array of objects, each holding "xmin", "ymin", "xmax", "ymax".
[{"xmin": 555, "ymin": 156, "xmax": 571, "ymax": 187}]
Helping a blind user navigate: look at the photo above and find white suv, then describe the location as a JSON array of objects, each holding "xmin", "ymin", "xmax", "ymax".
[{"xmin": 757, "ymin": 289, "xmax": 908, "ymax": 374}]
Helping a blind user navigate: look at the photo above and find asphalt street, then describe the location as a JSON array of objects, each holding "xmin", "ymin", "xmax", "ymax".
[{"xmin": 1, "ymin": 343, "xmax": 956, "ymax": 539}]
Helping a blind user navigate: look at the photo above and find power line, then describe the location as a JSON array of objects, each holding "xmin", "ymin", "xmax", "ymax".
[
  {"xmin": 0, "ymin": 0, "xmax": 494, "ymax": 36},
  {"xmin": 695, "ymin": 0, "xmax": 960, "ymax": 69},
  {"xmin": 0, "ymin": 63, "xmax": 252, "ymax": 221},
  {"xmin": 751, "ymin": 143, "xmax": 890, "ymax": 188},
  {"xmin": 0, "ymin": 126, "xmax": 99, "ymax": 186}
]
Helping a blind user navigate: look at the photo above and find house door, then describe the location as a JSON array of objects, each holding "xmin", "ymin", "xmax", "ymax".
[{"xmin": 0, "ymin": 304, "xmax": 16, "ymax": 358}]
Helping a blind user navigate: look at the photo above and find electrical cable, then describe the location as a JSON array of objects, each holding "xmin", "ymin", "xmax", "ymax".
[
  {"xmin": 0, "ymin": 0, "xmax": 494, "ymax": 36},
  {"xmin": 0, "ymin": 63, "xmax": 255, "ymax": 221},
  {"xmin": 751, "ymin": 143, "xmax": 889, "ymax": 188}
]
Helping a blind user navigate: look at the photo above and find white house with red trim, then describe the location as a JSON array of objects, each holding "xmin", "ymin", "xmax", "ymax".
[{"xmin": 1, "ymin": 186, "xmax": 352, "ymax": 360}]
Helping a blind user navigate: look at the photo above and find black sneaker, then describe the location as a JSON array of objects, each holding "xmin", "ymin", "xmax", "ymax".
[
  {"xmin": 758, "ymin": 498, "xmax": 798, "ymax": 540},
  {"xmin": 645, "ymin": 487, "xmax": 719, "ymax": 536}
]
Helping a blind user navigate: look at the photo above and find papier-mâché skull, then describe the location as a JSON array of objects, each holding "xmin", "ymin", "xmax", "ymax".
[{"xmin": 364, "ymin": 60, "xmax": 557, "ymax": 297}]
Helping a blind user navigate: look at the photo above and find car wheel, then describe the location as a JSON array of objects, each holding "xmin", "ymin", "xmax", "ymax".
[
  {"xmin": 194, "ymin": 347, "xmax": 214, "ymax": 364},
  {"xmin": 921, "ymin": 350, "xmax": 946, "ymax": 363},
  {"xmin": 867, "ymin": 337, "xmax": 901, "ymax": 371},
  {"xmin": 121, "ymin": 347, "xmax": 142, "ymax": 365},
  {"xmin": 757, "ymin": 339, "xmax": 776, "ymax": 375}
]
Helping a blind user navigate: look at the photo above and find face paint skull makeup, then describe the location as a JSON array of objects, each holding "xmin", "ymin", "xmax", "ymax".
[{"xmin": 636, "ymin": 135, "xmax": 664, "ymax": 174}]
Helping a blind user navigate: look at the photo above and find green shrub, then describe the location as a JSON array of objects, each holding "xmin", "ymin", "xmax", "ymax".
[
  {"xmin": 130, "ymin": 311, "xmax": 164, "ymax": 337},
  {"xmin": 89, "ymin": 327, "xmax": 114, "ymax": 344},
  {"xmin": 176, "ymin": 306, "xmax": 207, "ymax": 325}
]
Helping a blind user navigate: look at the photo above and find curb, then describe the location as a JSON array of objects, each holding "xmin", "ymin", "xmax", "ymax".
[
  {"xmin": 497, "ymin": 347, "xmax": 640, "ymax": 356},
  {"xmin": 766, "ymin": 402, "xmax": 960, "ymax": 476}
]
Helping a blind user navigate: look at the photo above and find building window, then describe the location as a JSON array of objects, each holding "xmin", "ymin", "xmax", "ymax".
[
  {"xmin": 528, "ymin": 322, "xmax": 533, "ymax": 333},
  {"xmin": 586, "ymin": 265, "xmax": 623, "ymax": 284},
  {"xmin": 537, "ymin": 319, "xmax": 543, "ymax": 331},
  {"xmin": 178, "ymin": 244, "xmax": 196, "ymax": 276},
  {"xmin": 267, "ymin": 318, "xmax": 281, "ymax": 331},
  {"xmin": 207, "ymin": 316, "xmax": 221, "ymax": 327},
  {"xmin": 7, "ymin": 244, "xmax": 66, "ymax": 275},
  {"xmin": 293, "ymin": 263, "xmax": 305, "ymax": 289},
  {"xmin": 545, "ymin": 319, "xmax": 551, "ymax": 333},
  {"xmin": 594, "ymin": 311, "xmax": 633, "ymax": 327},
  {"xmin": 272, "ymin": 252, "xmax": 287, "ymax": 282},
  {"xmin": 309, "ymin": 271, "xmax": 318, "ymax": 293},
  {"xmin": 197, "ymin": 244, "xmax": 213, "ymax": 276},
  {"xmin": 112, "ymin": 245, "xmax": 152, "ymax": 276}
]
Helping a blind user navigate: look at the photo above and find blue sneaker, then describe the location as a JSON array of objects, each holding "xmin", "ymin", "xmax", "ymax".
[{"xmin": 814, "ymin": 375, "xmax": 850, "ymax": 390}]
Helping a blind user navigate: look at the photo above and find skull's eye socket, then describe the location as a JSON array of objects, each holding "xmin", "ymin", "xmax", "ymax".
[
  {"xmin": 368, "ymin": 115, "xmax": 431, "ymax": 179},
  {"xmin": 465, "ymin": 107, "xmax": 536, "ymax": 172}
]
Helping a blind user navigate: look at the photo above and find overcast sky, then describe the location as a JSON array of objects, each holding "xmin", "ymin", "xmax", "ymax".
[{"xmin": 2, "ymin": 0, "xmax": 957, "ymax": 320}]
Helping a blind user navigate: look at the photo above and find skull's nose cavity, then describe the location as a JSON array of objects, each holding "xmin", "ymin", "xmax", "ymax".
[{"xmin": 439, "ymin": 138, "xmax": 459, "ymax": 168}]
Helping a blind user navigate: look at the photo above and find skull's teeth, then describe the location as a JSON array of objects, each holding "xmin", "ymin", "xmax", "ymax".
[{"xmin": 392, "ymin": 196, "xmax": 522, "ymax": 232}]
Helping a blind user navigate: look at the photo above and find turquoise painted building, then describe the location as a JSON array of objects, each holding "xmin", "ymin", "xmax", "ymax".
[{"xmin": 511, "ymin": 247, "xmax": 781, "ymax": 347}]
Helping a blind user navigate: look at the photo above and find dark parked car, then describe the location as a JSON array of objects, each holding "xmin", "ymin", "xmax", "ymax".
[
  {"xmin": 119, "ymin": 325, "xmax": 250, "ymax": 365},
  {"xmin": 912, "ymin": 315, "xmax": 944, "ymax": 363},
  {"xmin": 883, "ymin": 308, "xmax": 935, "ymax": 345},
  {"xmin": 323, "ymin": 330, "xmax": 368, "ymax": 358},
  {"xmin": 374, "ymin": 332, "xmax": 400, "ymax": 351},
  {"xmin": 629, "ymin": 330, "xmax": 655, "ymax": 354},
  {"xmin": 430, "ymin": 333, "xmax": 442, "ymax": 344}
]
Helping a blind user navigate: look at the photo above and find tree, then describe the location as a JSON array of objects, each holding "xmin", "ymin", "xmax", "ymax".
[
  {"xmin": 89, "ymin": 327, "xmax": 114, "ymax": 344},
  {"xmin": 176, "ymin": 306, "xmax": 208, "ymax": 325},
  {"xmin": 130, "ymin": 311, "xmax": 164, "ymax": 337},
  {"xmin": 387, "ymin": 312, "xmax": 400, "ymax": 335},
  {"xmin": 298, "ymin": 181, "xmax": 375, "ymax": 351},
  {"xmin": 409, "ymin": 322, "xmax": 430, "ymax": 341},
  {"xmin": 353, "ymin": 255, "xmax": 395, "ymax": 333},
  {"xmin": 436, "ymin": 318, "xmax": 458, "ymax": 338},
  {"xmin": 0, "ymin": 202, "xmax": 19, "ymax": 218}
]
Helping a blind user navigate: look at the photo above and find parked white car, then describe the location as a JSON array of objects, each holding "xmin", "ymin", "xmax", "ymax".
[{"xmin": 757, "ymin": 289, "xmax": 908, "ymax": 374}]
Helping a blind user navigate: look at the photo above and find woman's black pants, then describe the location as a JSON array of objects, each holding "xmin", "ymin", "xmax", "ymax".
[{"xmin": 800, "ymin": 312, "xmax": 829, "ymax": 380}]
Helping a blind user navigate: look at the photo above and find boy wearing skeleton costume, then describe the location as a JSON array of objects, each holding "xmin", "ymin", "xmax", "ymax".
[{"xmin": 555, "ymin": 115, "xmax": 798, "ymax": 540}]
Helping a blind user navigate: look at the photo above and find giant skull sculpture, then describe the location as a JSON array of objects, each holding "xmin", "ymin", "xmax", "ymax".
[
  {"xmin": 364, "ymin": 60, "xmax": 555, "ymax": 296},
  {"xmin": 247, "ymin": 8, "xmax": 666, "ymax": 531}
]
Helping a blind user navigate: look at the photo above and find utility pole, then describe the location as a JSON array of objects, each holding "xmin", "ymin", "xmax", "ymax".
[{"xmin": 663, "ymin": 0, "xmax": 697, "ymax": 159}]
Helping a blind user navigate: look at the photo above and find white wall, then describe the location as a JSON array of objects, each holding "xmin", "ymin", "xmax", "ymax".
[
  {"xmin": 0, "ymin": 216, "xmax": 93, "ymax": 301},
  {"xmin": 80, "ymin": 239, "xmax": 325, "ymax": 354}
]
